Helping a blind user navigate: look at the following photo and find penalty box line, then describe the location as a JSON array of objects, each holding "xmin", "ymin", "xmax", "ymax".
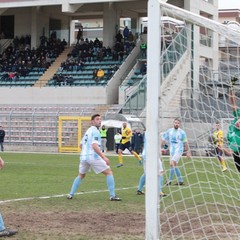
[{"xmin": 0, "ymin": 186, "xmax": 137, "ymax": 205}]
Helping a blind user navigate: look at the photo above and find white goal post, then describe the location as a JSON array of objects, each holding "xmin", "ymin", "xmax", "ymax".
[{"xmin": 146, "ymin": 0, "xmax": 240, "ymax": 239}]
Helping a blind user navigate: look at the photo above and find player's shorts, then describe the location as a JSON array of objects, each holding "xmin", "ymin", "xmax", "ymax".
[
  {"xmin": 119, "ymin": 141, "xmax": 132, "ymax": 151},
  {"xmin": 170, "ymin": 152, "xmax": 183, "ymax": 163},
  {"xmin": 215, "ymin": 147, "xmax": 223, "ymax": 157},
  {"xmin": 79, "ymin": 158, "xmax": 109, "ymax": 174}
]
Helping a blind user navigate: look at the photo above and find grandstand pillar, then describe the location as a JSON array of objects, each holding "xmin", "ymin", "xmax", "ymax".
[
  {"xmin": 103, "ymin": 2, "xmax": 118, "ymax": 48},
  {"xmin": 31, "ymin": 7, "xmax": 40, "ymax": 49},
  {"xmin": 69, "ymin": 20, "xmax": 75, "ymax": 45},
  {"xmin": 184, "ymin": 0, "xmax": 200, "ymax": 92},
  {"xmin": 131, "ymin": 18, "xmax": 138, "ymax": 36}
]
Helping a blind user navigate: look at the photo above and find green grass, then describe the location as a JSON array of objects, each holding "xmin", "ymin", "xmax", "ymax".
[{"xmin": 0, "ymin": 152, "xmax": 240, "ymax": 239}]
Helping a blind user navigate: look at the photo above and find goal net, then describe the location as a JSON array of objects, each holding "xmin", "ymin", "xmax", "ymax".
[{"xmin": 146, "ymin": 1, "xmax": 240, "ymax": 239}]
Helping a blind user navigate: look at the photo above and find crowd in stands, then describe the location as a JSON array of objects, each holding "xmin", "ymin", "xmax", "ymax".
[
  {"xmin": 0, "ymin": 26, "xmax": 137, "ymax": 86},
  {"xmin": 60, "ymin": 35, "xmax": 135, "ymax": 69},
  {"xmin": 51, "ymin": 31, "xmax": 134, "ymax": 86},
  {"xmin": 0, "ymin": 33, "xmax": 66, "ymax": 82},
  {"xmin": 52, "ymin": 73, "xmax": 74, "ymax": 86}
]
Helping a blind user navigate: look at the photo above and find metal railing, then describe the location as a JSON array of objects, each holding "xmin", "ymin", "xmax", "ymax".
[{"xmin": 120, "ymin": 27, "xmax": 188, "ymax": 115}]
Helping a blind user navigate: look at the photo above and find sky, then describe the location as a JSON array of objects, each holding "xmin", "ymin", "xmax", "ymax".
[{"xmin": 218, "ymin": 0, "xmax": 239, "ymax": 9}]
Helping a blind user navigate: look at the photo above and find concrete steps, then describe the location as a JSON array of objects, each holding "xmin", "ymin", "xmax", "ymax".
[{"xmin": 33, "ymin": 46, "xmax": 74, "ymax": 87}]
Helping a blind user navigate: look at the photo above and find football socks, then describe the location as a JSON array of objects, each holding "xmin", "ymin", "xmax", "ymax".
[
  {"xmin": 106, "ymin": 175, "xmax": 115, "ymax": 198},
  {"xmin": 69, "ymin": 176, "xmax": 82, "ymax": 196}
]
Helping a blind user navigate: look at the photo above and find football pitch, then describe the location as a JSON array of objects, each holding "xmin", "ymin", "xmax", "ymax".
[{"xmin": 0, "ymin": 152, "xmax": 239, "ymax": 239}]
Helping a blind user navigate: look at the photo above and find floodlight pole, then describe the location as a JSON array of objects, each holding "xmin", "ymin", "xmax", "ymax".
[{"xmin": 146, "ymin": 0, "xmax": 161, "ymax": 239}]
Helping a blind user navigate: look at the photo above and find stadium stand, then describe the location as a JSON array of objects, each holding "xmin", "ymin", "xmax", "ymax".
[
  {"xmin": 0, "ymin": 104, "xmax": 121, "ymax": 151},
  {"xmin": 0, "ymin": 36, "xmax": 66, "ymax": 87},
  {"xmin": 46, "ymin": 39, "xmax": 135, "ymax": 87}
]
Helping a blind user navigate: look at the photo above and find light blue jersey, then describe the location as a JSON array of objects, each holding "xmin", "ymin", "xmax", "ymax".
[
  {"xmin": 142, "ymin": 134, "xmax": 146, "ymax": 161},
  {"xmin": 162, "ymin": 128, "xmax": 187, "ymax": 157},
  {"xmin": 141, "ymin": 133, "xmax": 163, "ymax": 172},
  {"xmin": 80, "ymin": 126, "xmax": 101, "ymax": 161}
]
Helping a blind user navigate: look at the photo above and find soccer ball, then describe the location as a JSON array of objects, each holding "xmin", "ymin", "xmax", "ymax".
[{"xmin": 0, "ymin": 157, "xmax": 4, "ymax": 169}]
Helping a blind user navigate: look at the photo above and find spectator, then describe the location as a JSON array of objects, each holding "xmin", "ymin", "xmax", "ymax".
[
  {"xmin": 123, "ymin": 26, "xmax": 129, "ymax": 42},
  {"xmin": 140, "ymin": 41, "xmax": 147, "ymax": 58},
  {"xmin": 140, "ymin": 62, "xmax": 147, "ymax": 75},
  {"xmin": 66, "ymin": 75, "xmax": 74, "ymax": 86},
  {"xmin": 106, "ymin": 65, "xmax": 118, "ymax": 79},
  {"xmin": 96, "ymin": 68, "xmax": 104, "ymax": 82},
  {"xmin": 114, "ymin": 129, "xmax": 122, "ymax": 154},
  {"xmin": 100, "ymin": 125, "xmax": 108, "ymax": 153},
  {"xmin": 50, "ymin": 31, "xmax": 57, "ymax": 41},
  {"xmin": 0, "ymin": 126, "xmax": 5, "ymax": 152},
  {"xmin": 128, "ymin": 31, "xmax": 134, "ymax": 43},
  {"xmin": 131, "ymin": 129, "xmax": 144, "ymax": 154},
  {"xmin": 115, "ymin": 30, "xmax": 123, "ymax": 43},
  {"xmin": 77, "ymin": 23, "xmax": 83, "ymax": 44},
  {"xmin": 61, "ymin": 38, "xmax": 68, "ymax": 48}
]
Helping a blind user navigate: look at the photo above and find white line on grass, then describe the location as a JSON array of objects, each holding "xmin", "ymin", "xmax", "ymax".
[
  {"xmin": 0, "ymin": 186, "xmax": 137, "ymax": 204},
  {"xmin": 0, "ymin": 184, "xmax": 231, "ymax": 205}
]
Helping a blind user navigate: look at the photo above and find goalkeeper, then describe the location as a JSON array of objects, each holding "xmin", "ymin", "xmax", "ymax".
[
  {"xmin": 116, "ymin": 122, "xmax": 141, "ymax": 167},
  {"xmin": 212, "ymin": 121, "xmax": 228, "ymax": 172},
  {"xmin": 227, "ymin": 84, "xmax": 240, "ymax": 172}
]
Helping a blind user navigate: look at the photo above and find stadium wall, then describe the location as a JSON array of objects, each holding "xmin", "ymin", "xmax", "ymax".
[
  {"xmin": 4, "ymin": 6, "xmax": 69, "ymax": 46},
  {"xmin": 0, "ymin": 87, "xmax": 107, "ymax": 104}
]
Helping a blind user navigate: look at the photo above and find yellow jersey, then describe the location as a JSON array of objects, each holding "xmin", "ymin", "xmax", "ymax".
[
  {"xmin": 121, "ymin": 127, "xmax": 132, "ymax": 144},
  {"xmin": 213, "ymin": 129, "xmax": 224, "ymax": 147}
]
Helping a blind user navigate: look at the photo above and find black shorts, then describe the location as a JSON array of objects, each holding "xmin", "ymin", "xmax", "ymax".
[
  {"xmin": 215, "ymin": 147, "xmax": 223, "ymax": 157},
  {"xmin": 120, "ymin": 141, "xmax": 132, "ymax": 152}
]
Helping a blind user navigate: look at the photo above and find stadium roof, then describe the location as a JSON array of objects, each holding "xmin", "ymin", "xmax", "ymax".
[{"xmin": 0, "ymin": 0, "xmax": 148, "ymax": 18}]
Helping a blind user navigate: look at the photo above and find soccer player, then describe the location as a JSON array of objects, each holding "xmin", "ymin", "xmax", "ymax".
[
  {"xmin": 161, "ymin": 118, "xmax": 191, "ymax": 186},
  {"xmin": 117, "ymin": 122, "xmax": 142, "ymax": 167},
  {"xmin": 227, "ymin": 85, "xmax": 240, "ymax": 172},
  {"xmin": 0, "ymin": 157, "xmax": 18, "ymax": 237},
  {"xmin": 0, "ymin": 214, "xmax": 18, "ymax": 237},
  {"xmin": 137, "ymin": 132, "xmax": 167, "ymax": 197},
  {"xmin": 67, "ymin": 114, "xmax": 121, "ymax": 201},
  {"xmin": 213, "ymin": 121, "xmax": 228, "ymax": 172}
]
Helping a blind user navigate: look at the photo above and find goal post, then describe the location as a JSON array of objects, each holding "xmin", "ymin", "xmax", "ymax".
[
  {"xmin": 146, "ymin": 0, "xmax": 161, "ymax": 239},
  {"xmin": 146, "ymin": 0, "xmax": 240, "ymax": 239},
  {"xmin": 58, "ymin": 116, "xmax": 91, "ymax": 153}
]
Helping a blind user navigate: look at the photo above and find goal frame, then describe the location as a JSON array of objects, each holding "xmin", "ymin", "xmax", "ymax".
[{"xmin": 58, "ymin": 116, "xmax": 91, "ymax": 153}]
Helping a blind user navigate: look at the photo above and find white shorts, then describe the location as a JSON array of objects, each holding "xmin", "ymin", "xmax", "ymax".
[
  {"xmin": 170, "ymin": 152, "xmax": 182, "ymax": 163},
  {"xmin": 79, "ymin": 158, "xmax": 109, "ymax": 174},
  {"xmin": 143, "ymin": 158, "xmax": 164, "ymax": 175}
]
